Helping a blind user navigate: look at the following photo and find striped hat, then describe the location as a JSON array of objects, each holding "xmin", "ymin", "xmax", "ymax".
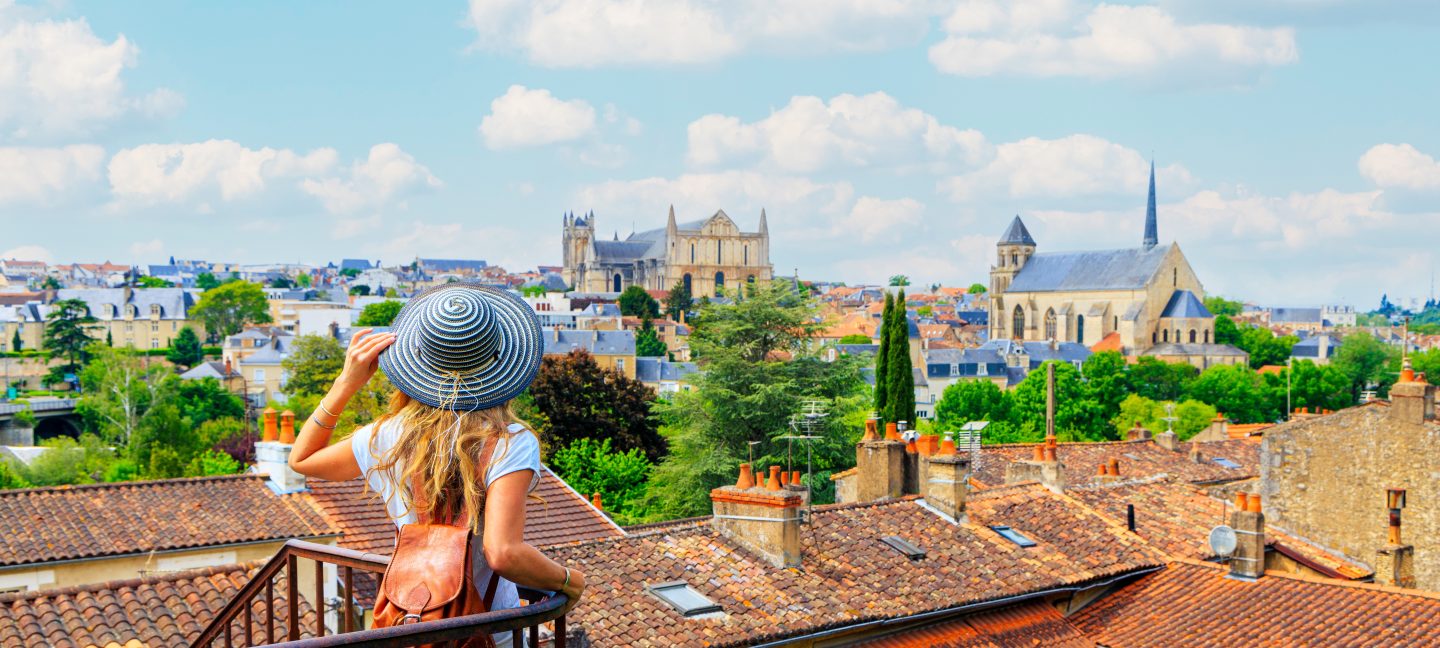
[{"xmin": 378, "ymin": 283, "xmax": 542, "ymax": 411}]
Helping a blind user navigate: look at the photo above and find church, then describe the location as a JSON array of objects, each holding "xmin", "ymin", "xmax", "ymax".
[
  {"xmin": 562, "ymin": 207, "xmax": 774, "ymax": 296},
  {"xmin": 986, "ymin": 164, "xmax": 1247, "ymax": 369}
]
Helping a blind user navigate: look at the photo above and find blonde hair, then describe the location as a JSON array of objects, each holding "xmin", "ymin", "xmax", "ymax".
[{"xmin": 367, "ymin": 390, "xmax": 534, "ymax": 534}]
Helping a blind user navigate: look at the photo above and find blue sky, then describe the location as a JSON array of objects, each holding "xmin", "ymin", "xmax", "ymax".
[{"xmin": 3, "ymin": 0, "xmax": 1438, "ymax": 307}]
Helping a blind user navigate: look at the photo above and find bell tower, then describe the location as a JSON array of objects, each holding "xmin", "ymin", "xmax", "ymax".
[
  {"xmin": 561, "ymin": 211, "xmax": 594, "ymax": 288},
  {"xmin": 990, "ymin": 215, "xmax": 1037, "ymax": 339}
]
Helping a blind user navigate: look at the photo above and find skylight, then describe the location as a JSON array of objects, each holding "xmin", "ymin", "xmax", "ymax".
[
  {"xmin": 880, "ymin": 535, "xmax": 927, "ymax": 560},
  {"xmin": 1212, "ymin": 457, "xmax": 1242, "ymax": 469},
  {"xmin": 648, "ymin": 582, "xmax": 722, "ymax": 617},
  {"xmin": 991, "ymin": 526, "xmax": 1038, "ymax": 548}
]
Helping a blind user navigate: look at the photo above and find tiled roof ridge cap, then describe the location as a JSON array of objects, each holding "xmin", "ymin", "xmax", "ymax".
[
  {"xmin": 1265, "ymin": 522, "xmax": 1374, "ymax": 574},
  {"xmin": 1169, "ymin": 557, "xmax": 1440, "ymax": 601},
  {"xmin": 0, "ymin": 559, "xmax": 263, "ymax": 603},
  {"xmin": 982, "ymin": 439, "xmax": 1152, "ymax": 449},
  {"xmin": 1028, "ymin": 244, "xmax": 1169, "ymax": 258},
  {"xmin": 0, "ymin": 472, "xmax": 265, "ymax": 498},
  {"xmin": 1066, "ymin": 473, "xmax": 1174, "ymax": 491}
]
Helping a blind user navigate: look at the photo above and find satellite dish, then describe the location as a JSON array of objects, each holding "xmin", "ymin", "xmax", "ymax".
[{"xmin": 1209, "ymin": 525, "xmax": 1238, "ymax": 556}]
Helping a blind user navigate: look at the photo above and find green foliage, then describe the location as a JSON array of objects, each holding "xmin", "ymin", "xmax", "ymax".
[
  {"xmin": 635, "ymin": 322, "xmax": 667, "ymax": 357},
  {"xmin": 883, "ymin": 289, "xmax": 914, "ymax": 426},
  {"xmin": 1272, "ymin": 359, "xmax": 1353, "ymax": 413},
  {"xmin": 296, "ymin": 273, "xmax": 312, "ymax": 288},
  {"xmin": 1412, "ymin": 348, "xmax": 1440, "ymax": 387},
  {"xmin": 934, "ymin": 379, "xmax": 1012, "ymax": 435},
  {"xmin": 340, "ymin": 268, "xmax": 361, "ymax": 278},
  {"xmin": 1214, "ymin": 315, "xmax": 1240, "ymax": 346},
  {"xmin": 103, "ymin": 459, "xmax": 140, "ymax": 483},
  {"xmin": 1111, "ymin": 394, "xmax": 1216, "ymax": 440},
  {"xmin": 0, "ymin": 460, "xmax": 29, "ymax": 489},
  {"xmin": 1128, "ymin": 357, "xmax": 1198, "ymax": 402},
  {"xmin": 549, "ymin": 437, "xmax": 652, "ymax": 525},
  {"xmin": 196, "ymin": 272, "xmax": 220, "ymax": 290},
  {"xmin": 43, "ymin": 298, "xmax": 97, "ymax": 375},
  {"xmin": 166, "ymin": 326, "xmax": 204, "ymax": 367},
  {"xmin": 530, "ymin": 350, "xmax": 663, "ymax": 462},
  {"xmin": 356, "ymin": 300, "xmax": 404, "ymax": 326},
  {"xmin": 1333, "ymin": 332, "xmax": 1397, "ymax": 400},
  {"xmin": 78, "ymin": 344, "xmax": 173, "ymax": 447},
  {"xmin": 191, "ymin": 281, "xmax": 272, "ymax": 341},
  {"xmin": 137, "ymin": 276, "xmax": 172, "ymax": 288},
  {"xmin": 1010, "ymin": 361, "xmax": 1110, "ymax": 441},
  {"xmin": 186, "ymin": 449, "xmax": 244, "ymax": 476},
  {"xmin": 917, "ymin": 305, "xmax": 933, "ymax": 318},
  {"xmin": 663, "ymin": 280, "xmax": 693, "ymax": 322},
  {"xmin": 837, "ymin": 334, "xmax": 872, "ymax": 345},
  {"xmin": 349, "ymin": 285, "xmax": 371, "ymax": 296},
  {"xmin": 874, "ymin": 292, "xmax": 892, "ymax": 415},
  {"xmin": 1184, "ymin": 364, "xmax": 1278, "ymax": 424},
  {"xmin": 1233, "ymin": 326, "xmax": 1297, "ymax": 369},
  {"xmin": 888, "ymin": 275, "xmax": 910, "ymax": 286},
  {"xmin": 1203, "ymin": 296, "xmax": 1243, "ymax": 317},
  {"xmin": 10, "ymin": 328, "xmax": 20, "ymax": 352},
  {"xmin": 618, "ymin": 285, "xmax": 661, "ymax": 318},
  {"xmin": 687, "ymin": 280, "xmax": 822, "ymax": 362},
  {"xmin": 1082, "ymin": 351, "xmax": 1130, "ymax": 424},
  {"xmin": 147, "ymin": 446, "xmax": 185, "ymax": 479},
  {"xmin": 269, "ymin": 276, "xmax": 294, "ymax": 288},
  {"xmin": 12, "ymin": 406, "xmax": 37, "ymax": 428},
  {"xmin": 23, "ymin": 435, "xmax": 115, "ymax": 486},
  {"xmin": 174, "ymin": 378, "xmax": 245, "ymax": 427},
  {"xmin": 968, "ymin": 283, "xmax": 987, "ymax": 294},
  {"xmin": 281, "ymin": 335, "xmax": 346, "ymax": 397},
  {"xmin": 41, "ymin": 276, "xmax": 62, "ymax": 290}
]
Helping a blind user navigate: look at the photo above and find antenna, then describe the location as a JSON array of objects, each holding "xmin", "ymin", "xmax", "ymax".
[
  {"xmin": 781, "ymin": 399, "xmax": 828, "ymax": 524},
  {"xmin": 1161, "ymin": 402, "xmax": 1179, "ymax": 435},
  {"xmin": 1208, "ymin": 525, "xmax": 1238, "ymax": 558}
]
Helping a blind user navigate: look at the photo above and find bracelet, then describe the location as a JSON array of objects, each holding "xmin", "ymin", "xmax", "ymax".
[
  {"xmin": 317, "ymin": 399, "xmax": 342, "ymax": 419},
  {"xmin": 562, "ymin": 567, "xmax": 571, "ymax": 591},
  {"xmin": 311, "ymin": 416, "xmax": 336, "ymax": 430}
]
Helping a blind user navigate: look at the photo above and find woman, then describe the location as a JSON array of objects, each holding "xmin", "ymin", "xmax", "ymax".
[{"xmin": 288, "ymin": 284, "xmax": 586, "ymax": 648}]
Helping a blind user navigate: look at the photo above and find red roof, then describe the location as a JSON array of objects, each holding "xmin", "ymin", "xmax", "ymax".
[
  {"xmin": 1091, "ymin": 331, "xmax": 1123, "ymax": 353},
  {"xmin": 857, "ymin": 599, "xmax": 1091, "ymax": 647},
  {"xmin": 972, "ymin": 439, "xmax": 1259, "ymax": 488}
]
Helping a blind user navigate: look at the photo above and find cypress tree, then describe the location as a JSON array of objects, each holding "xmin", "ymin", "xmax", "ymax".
[
  {"xmin": 885, "ymin": 289, "xmax": 915, "ymax": 427},
  {"xmin": 874, "ymin": 292, "xmax": 892, "ymax": 416}
]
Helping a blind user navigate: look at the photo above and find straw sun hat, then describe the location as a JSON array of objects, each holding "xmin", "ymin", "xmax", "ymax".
[{"xmin": 378, "ymin": 283, "xmax": 543, "ymax": 411}]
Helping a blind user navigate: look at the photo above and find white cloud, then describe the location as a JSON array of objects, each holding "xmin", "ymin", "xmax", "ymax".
[
  {"xmin": 465, "ymin": 0, "xmax": 943, "ymax": 67},
  {"xmin": 688, "ymin": 92, "xmax": 989, "ymax": 173},
  {"xmin": 577, "ymin": 171, "xmax": 854, "ymax": 231},
  {"xmin": 939, "ymin": 134, "xmax": 1191, "ymax": 200},
  {"xmin": 836, "ymin": 196, "xmax": 925, "ymax": 242},
  {"xmin": 128, "ymin": 238, "xmax": 164, "ymax": 259},
  {"xmin": 0, "ymin": 244, "xmax": 54, "ymax": 264},
  {"xmin": 478, "ymin": 85, "xmax": 597, "ymax": 149},
  {"xmin": 0, "ymin": 145, "xmax": 105, "ymax": 205},
  {"xmin": 1358, "ymin": 143, "xmax": 1440, "ymax": 191},
  {"xmin": 929, "ymin": 0, "xmax": 1298, "ymax": 80},
  {"xmin": 0, "ymin": 7, "xmax": 181, "ymax": 138},
  {"xmin": 108, "ymin": 139, "xmax": 337, "ymax": 204},
  {"xmin": 373, "ymin": 220, "xmax": 547, "ymax": 271},
  {"xmin": 300, "ymin": 143, "xmax": 441, "ymax": 214}
]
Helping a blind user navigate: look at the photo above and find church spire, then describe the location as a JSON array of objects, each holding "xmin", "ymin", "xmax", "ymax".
[
  {"xmin": 1143, "ymin": 159, "xmax": 1158, "ymax": 249},
  {"xmin": 759, "ymin": 207, "xmax": 768, "ymax": 234}
]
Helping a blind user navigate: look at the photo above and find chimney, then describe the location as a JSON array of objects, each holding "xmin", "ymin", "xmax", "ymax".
[
  {"xmin": 856, "ymin": 418, "xmax": 906, "ymax": 502},
  {"xmin": 254, "ymin": 409, "xmax": 306, "ymax": 493},
  {"xmin": 1209, "ymin": 412, "xmax": 1229, "ymax": 439},
  {"xmin": 1375, "ymin": 487, "xmax": 1416, "ymax": 588},
  {"xmin": 903, "ymin": 436, "xmax": 920, "ymax": 495},
  {"xmin": 1005, "ymin": 364, "xmax": 1066, "ymax": 492},
  {"xmin": 1154, "ymin": 427, "xmax": 1182, "ymax": 452},
  {"xmin": 711, "ymin": 464, "xmax": 803, "ymax": 568},
  {"xmin": 1125, "ymin": 421, "xmax": 1152, "ymax": 441},
  {"xmin": 1389, "ymin": 358, "xmax": 1436, "ymax": 425},
  {"xmin": 1228, "ymin": 492, "xmax": 1265, "ymax": 580},
  {"xmin": 591, "ymin": 492, "xmax": 603, "ymax": 511},
  {"xmin": 923, "ymin": 439, "xmax": 971, "ymax": 522},
  {"xmin": 1094, "ymin": 458, "xmax": 1121, "ymax": 485}
]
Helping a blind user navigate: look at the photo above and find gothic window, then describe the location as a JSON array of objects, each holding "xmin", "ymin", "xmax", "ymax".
[
  {"xmin": 1012, "ymin": 306, "xmax": 1025, "ymax": 340},
  {"xmin": 1189, "ymin": 329, "xmax": 1197, "ymax": 344},
  {"xmin": 714, "ymin": 272, "xmax": 725, "ymax": 294},
  {"xmin": 1044, "ymin": 309, "xmax": 1057, "ymax": 340},
  {"xmin": 690, "ymin": 243, "xmax": 695, "ymax": 263},
  {"xmin": 744, "ymin": 245, "xmax": 748, "ymax": 265},
  {"xmin": 717, "ymin": 240, "xmax": 722, "ymax": 261},
  {"xmin": 1204, "ymin": 329, "xmax": 1211, "ymax": 344},
  {"xmin": 1173, "ymin": 268, "xmax": 1178, "ymax": 286},
  {"xmin": 1113, "ymin": 315, "xmax": 1118, "ymax": 331},
  {"xmin": 683, "ymin": 274, "xmax": 692, "ymax": 295},
  {"xmin": 1163, "ymin": 329, "xmax": 1169, "ymax": 342},
  {"xmin": 1010, "ymin": 253, "xmax": 1017, "ymax": 266},
  {"xmin": 1076, "ymin": 315, "xmax": 1085, "ymax": 343},
  {"xmin": 613, "ymin": 274, "xmax": 622, "ymax": 293}
]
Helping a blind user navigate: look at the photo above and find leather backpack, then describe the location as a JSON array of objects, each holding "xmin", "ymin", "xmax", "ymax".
[{"xmin": 373, "ymin": 437, "xmax": 502, "ymax": 648}]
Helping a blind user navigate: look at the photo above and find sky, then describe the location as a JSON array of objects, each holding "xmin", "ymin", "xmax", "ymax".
[{"xmin": 2, "ymin": 0, "xmax": 1439, "ymax": 307}]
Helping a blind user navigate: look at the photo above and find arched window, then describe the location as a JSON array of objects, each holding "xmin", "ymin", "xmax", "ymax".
[
  {"xmin": 744, "ymin": 245, "xmax": 748, "ymax": 265},
  {"xmin": 1163, "ymin": 329, "xmax": 1169, "ymax": 342},
  {"xmin": 690, "ymin": 243, "xmax": 695, "ymax": 263},
  {"xmin": 747, "ymin": 275, "xmax": 755, "ymax": 283},
  {"xmin": 1112, "ymin": 315, "xmax": 1118, "ymax": 331},
  {"xmin": 1076, "ymin": 315, "xmax": 1085, "ymax": 343},
  {"xmin": 683, "ymin": 273, "xmax": 692, "ymax": 295},
  {"xmin": 1044, "ymin": 308, "xmax": 1057, "ymax": 340},
  {"xmin": 1012, "ymin": 306, "xmax": 1025, "ymax": 340},
  {"xmin": 1173, "ymin": 268, "xmax": 1178, "ymax": 286},
  {"xmin": 714, "ymin": 272, "xmax": 725, "ymax": 294},
  {"xmin": 1204, "ymin": 329, "xmax": 1211, "ymax": 344},
  {"xmin": 1010, "ymin": 253, "xmax": 1017, "ymax": 266},
  {"xmin": 613, "ymin": 274, "xmax": 622, "ymax": 293},
  {"xmin": 717, "ymin": 240, "xmax": 722, "ymax": 261},
  {"xmin": 1175, "ymin": 329, "xmax": 1182, "ymax": 343},
  {"xmin": 1189, "ymin": 329, "xmax": 1197, "ymax": 344}
]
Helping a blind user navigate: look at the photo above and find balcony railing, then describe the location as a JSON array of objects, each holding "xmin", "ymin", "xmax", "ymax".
[{"xmin": 192, "ymin": 539, "xmax": 568, "ymax": 648}]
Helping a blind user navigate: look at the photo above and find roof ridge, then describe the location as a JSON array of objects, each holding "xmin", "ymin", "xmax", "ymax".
[
  {"xmin": 0, "ymin": 473, "xmax": 265, "ymax": 498},
  {"xmin": 0, "ymin": 559, "xmax": 264, "ymax": 603},
  {"xmin": 982, "ymin": 439, "xmax": 1151, "ymax": 449},
  {"xmin": 1170, "ymin": 557, "xmax": 1440, "ymax": 601},
  {"xmin": 1029, "ymin": 244, "xmax": 1169, "ymax": 258}
]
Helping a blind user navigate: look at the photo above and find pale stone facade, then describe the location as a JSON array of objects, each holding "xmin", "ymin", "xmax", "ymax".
[{"xmin": 562, "ymin": 207, "xmax": 773, "ymax": 297}]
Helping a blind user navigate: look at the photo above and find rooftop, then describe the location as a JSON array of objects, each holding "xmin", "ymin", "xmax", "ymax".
[
  {"xmin": 970, "ymin": 438, "xmax": 1259, "ymax": 488},
  {"xmin": 1007, "ymin": 244, "xmax": 1172, "ymax": 293}
]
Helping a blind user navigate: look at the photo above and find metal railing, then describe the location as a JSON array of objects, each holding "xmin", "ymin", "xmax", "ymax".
[{"xmin": 192, "ymin": 539, "xmax": 568, "ymax": 648}]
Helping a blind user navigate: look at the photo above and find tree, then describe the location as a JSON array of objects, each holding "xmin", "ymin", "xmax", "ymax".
[
  {"xmin": 686, "ymin": 280, "xmax": 822, "ymax": 362},
  {"xmin": 41, "ymin": 275, "xmax": 62, "ymax": 290},
  {"xmin": 166, "ymin": 326, "xmax": 204, "ymax": 368},
  {"xmin": 269, "ymin": 276, "xmax": 294, "ymax": 289},
  {"xmin": 147, "ymin": 446, "xmax": 185, "ymax": 479},
  {"xmin": 173, "ymin": 377, "xmax": 244, "ymax": 427},
  {"xmin": 0, "ymin": 460, "xmax": 29, "ymax": 489},
  {"xmin": 1009, "ymin": 361, "xmax": 1109, "ymax": 441},
  {"xmin": 549, "ymin": 438, "xmax": 652, "ymax": 524},
  {"xmin": 349, "ymin": 285, "xmax": 371, "ymax": 296},
  {"xmin": 1185, "ymin": 364, "xmax": 1276, "ymax": 424},
  {"xmin": 10, "ymin": 328, "xmax": 20, "ymax": 352},
  {"xmin": 296, "ymin": 273, "xmax": 312, "ymax": 288},
  {"xmin": 1214, "ymin": 315, "xmax": 1240, "ymax": 346},
  {"xmin": 1128, "ymin": 357, "xmax": 1198, "ymax": 402},
  {"xmin": 195, "ymin": 272, "xmax": 220, "ymax": 290},
  {"xmin": 356, "ymin": 300, "xmax": 403, "ymax": 326},
  {"xmin": 888, "ymin": 275, "xmax": 910, "ymax": 286},
  {"xmin": 1111, "ymin": 394, "xmax": 1215, "ymax": 440},
  {"xmin": 1333, "ymin": 332, "xmax": 1395, "ymax": 401},
  {"xmin": 530, "ymin": 350, "xmax": 665, "ymax": 462},
  {"xmin": 663, "ymin": 280, "xmax": 693, "ymax": 322},
  {"xmin": 281, "ymin": 335, "xmax": 347, "ymax": 397},
  {"xmin": 186, "ymin": 449, "xmax": 243, "ymax": 476},
  {"xmin": 24, "ymin": 435, "xmax": 117, "ymax": 486},
  {"xmin": 618, "ymin": 285, "xmax": 661, "ymax": 319},
  {"xmin": 1281, "ymin": 360, "xmax": 1352, "ymax": 413},
  {"xmin": 883, "ymin": 289, "xmax": 914, "ymax": 426},
  {"xmin": 137, "ymin": 276, "xmax": 172, "ymax": 288},
  {"xmin": 838, "ymin": 334, "xmax": 872, "ymax": 345},
  {"xmin": 191, "ymin": 281, "xmax": 271, "ymax": 341},
  {"xmin": 77, "ymin": 344, "xmax": 172, "ymax": 447},
  {"xmin": 874, "ymin": 292, "xmax": 893, "ymax": 415},
  {"xmin": 968, "ymin": 283, "xmax": 987, "ymax": 294},
  {"xmin": 1203, "ymin": 296, "xmax": 1243, "ymax": 317},
  {"xmin": 934, "ymin": 380, "xmax": 1012, "ymax": 432},
  {"xmin": 1082, "ymin": 351, "xmax": 1130, "ymax": 423},
  {"xmin": 1234, "ymin": 326, "xmax": 1296, "ymax": 369},
  {"xmin": 43, "ymin": 298, "xmax": 96, "ymax": 379},
  {"xmin": 635, "ymin": 320, "xmax": 667, "ymax": 357}
]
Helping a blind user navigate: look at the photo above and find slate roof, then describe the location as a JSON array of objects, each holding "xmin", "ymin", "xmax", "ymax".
[
  {"xmin": 0, "ymin": 562, "xmax": 317, "ymax": 648},
  {"xmin": 179, "ymin": 361, "xmax": 238, "ymax": 381},
  {"xmin": 592, "ymin": 240, "xmax": 655, "ymax": 264},
  {"xmin": 999, "ymin": 216, "xmax": 1036, "ymax": 246},
  {"xmin": 0, "ymin": 475, "xmax": 337, "ymax": 567},
  {"xmin": 1072, "ymin": 559, "xmax": 1440, "ymax": 647},
  {"xmin": 979, "ymin": 339, "xmax": 1092, "ymax": 367},
  {"xmin": 634, "ymin": 357, "xmax": 699, "ymax": 383},
  {"xmin": 855, "ymin": 599, "xmax": 1092, "ymax": 648},
  {"xmin": 1006, "ymin": 245, "xmax": 1172, "ymax": 293},
  {"xmin": 1143, "ymin": 343, "xmax": 1248, "ymax": 357},
  {"xmin": 543, "ymin": 330, "xmax": 636, "ymax": 356},
  {"xmin": 339, "ymin": 259, "xmax": 376, "ymax": 271},
  {"xmin": 1160, "ymin": 289, "xmax": 1211, "ymax": 319},
  {"xmin": 418, "ymin": 258, "xmax": 487, "ymax": 273},
  {"xmin": 545, "ymin": 483, "xmax": 1164, "ymax": 647},
  {"xmin": 55, "ymin": 287, "xmax": 197, "ymax": 320},
  {"xmin": 1291, "ymin": 335, "xmax": 1338, "ymax": 359},
  {"xmin": 1270, "ymin": 307, "xmax": 1323, "ymax": 324},
  {"xmin": 970, "ymin": 439, "xmax": 1259, "ymax": 489}
]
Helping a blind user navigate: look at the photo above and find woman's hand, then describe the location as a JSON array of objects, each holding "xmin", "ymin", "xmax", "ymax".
[
  {"xmin": 560, "ymin": 567, "xmax": 586, "ymax": 613},
  {"xmin": 333, "ymin": 328, "xmax": 396, "ymax": 396}
]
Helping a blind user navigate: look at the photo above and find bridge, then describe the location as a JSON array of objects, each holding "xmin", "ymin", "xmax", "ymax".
[{"xmin": 0, "ymin": 398, "xmax": 82, "ymax": 444}]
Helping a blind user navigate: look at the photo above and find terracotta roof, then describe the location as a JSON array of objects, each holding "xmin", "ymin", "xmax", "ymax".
[
  {"xmin": 0, "ymin": 561, "xmax": 317, "ymax": 648},
  {"xmin": 546, "ymin": 483, "xmax": 1164, "ymax": 647},
  {"xmin": 971, "ymin": 439, "xmax": 1258, "ymax": 488},
  {"xmin": 0, "ymin": 475, "xmax": 337, "ymax": 568},
  {"xmin": 856, "ymin": 600, "xmax": 1091, "ymax": 648},
  {"xmin": 1091, "ymin": 331, "xmax": 1123, "ymax": 353},
  {"xmin": 529, "ymin": 465, "xmax": 627, "ymax": 547},
  {"xmin": 1226, "ymin": 423, "xmax": 1272, "ymax": 440},
  {"xmin": 1073, "ymin": 559, "xmax": 1440, "ymax": 646},
  {"xmin": 1257, "ymin": 364, "xmax": 1286, "ymax": 375}
]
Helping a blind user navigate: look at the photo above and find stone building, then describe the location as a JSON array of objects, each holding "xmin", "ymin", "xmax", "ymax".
[
  {"xmin": 561, "ymin": 207, "xmax": 773, "ymax": 296},
  {"xmin": 56, "ymin": 287, "xmax": 206, "ymax": 351},
  {"xmin": 987, "ymin": 164, "xmax": 1246, "ymax": 369},
  {"xmin": 1259, "ymin": 362, "xmax": 1437, "ymax": 589}
]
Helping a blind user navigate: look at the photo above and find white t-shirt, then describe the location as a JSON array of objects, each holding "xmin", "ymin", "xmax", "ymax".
[{"xmin": 350, "ymin": 419, "xmax": 542, "ymax": 645}]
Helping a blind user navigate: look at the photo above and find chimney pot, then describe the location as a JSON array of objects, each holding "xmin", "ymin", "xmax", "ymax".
[
  {"xmin": 1234, "ymin": 492, "xmax": 1248, "ymax": 511},
  {"xmin": 939, "ymin": 436, "xmax": 957, "ymax": 455},
  {"xmin": 767, "ymin": 466, "xmax": 782, "ymax": 491},
  {"xmin": 262, "ymin": 408, "xmax": 278, "ymax": 442},
  {"xmin": 1033, "ymin": 445, "xmax": 1046, "ymax": 461},
  {"xmin": 279, "ymin": 410, "xmax": 296, "ymax": 444},
  {"xmin": 591, "ymin": 492, "xmax": 603, "ymax": 510},
  {"xmin": 790, "ymin": 471, "xmax": 802, "ymax": 486},
  {"xmin": 1097, "ymin": 464, "xmax": 1108, "ymax": 476},
  {"xmin": 863, "ymin": 418, "xmax": 879, "ymax": 442},
  {"xmin": 1246, "ymin": 493, "xmax": 1262, "ymax": 513},
  {"xmin": 711, "ymin": 475, "xmax": 804, "ymax": 568},
  {"xmin": 885, "ymin": 422, "xmax": 899, "ymax": 441},
  {"xmin": 1229, "ymin": 491, "xmax": 1266, "ymax": 580},
  {"xmin": 1108, "ymin": 458, "xmax": 1120, "ymax": 476},
  {"xmin": 736, "ymin": 463, "xmax": 756, "ymax": 489},
  {"xmin": 779, "ymin": 470, "xmax": 790, "ymax": 486}
]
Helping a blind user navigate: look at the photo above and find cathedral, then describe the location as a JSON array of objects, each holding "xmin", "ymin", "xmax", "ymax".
[
  {"xmin": 561, "ymin": 207, "xmax": 774, "ymax": 296},
  {"xmin": 987, "ymin": 164, "xmax": 1247, "ymax": 369}
]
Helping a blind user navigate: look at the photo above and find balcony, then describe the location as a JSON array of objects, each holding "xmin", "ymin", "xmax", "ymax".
[{"xmin": 191, "ymin": 539, "xmax": 569, "ymax": 647}]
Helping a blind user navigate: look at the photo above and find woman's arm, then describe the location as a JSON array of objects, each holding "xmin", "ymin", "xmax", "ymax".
[
  {"xmin": 482, "ymin": 469, "xmax": 587, "ymax": 609},
  {"xmin": 289, "ymin": 328, "xmax": 395, "ymax": 480}
]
